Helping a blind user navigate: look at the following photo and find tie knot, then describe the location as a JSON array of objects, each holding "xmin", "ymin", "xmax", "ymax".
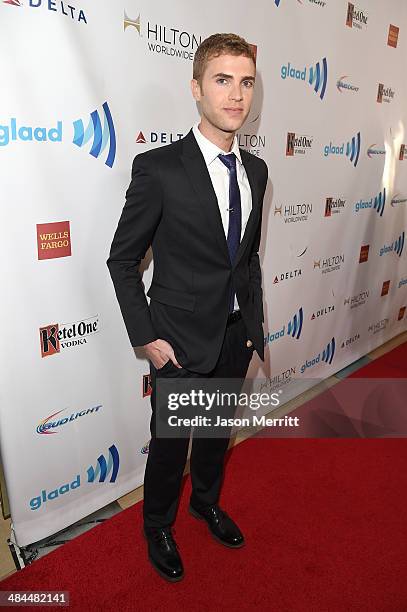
[{"xmin": 218, "ymin": 152, "xmax": 237, "ymax": 172}]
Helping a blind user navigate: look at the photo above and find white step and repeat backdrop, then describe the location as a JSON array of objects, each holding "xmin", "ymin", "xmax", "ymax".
[{"xmin": 1, "ymin": 0, "xmax": 406, "ymax": 545}]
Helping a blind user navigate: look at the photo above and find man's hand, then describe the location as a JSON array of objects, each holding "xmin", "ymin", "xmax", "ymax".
[{"xmin": 143, "ymin": 338, "xmax": 182, "ymax": 369}]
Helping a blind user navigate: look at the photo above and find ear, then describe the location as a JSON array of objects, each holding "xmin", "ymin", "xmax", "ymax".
[{"xmin": 190, "ymin": 78, "xmax": 201, "ymax": 102}]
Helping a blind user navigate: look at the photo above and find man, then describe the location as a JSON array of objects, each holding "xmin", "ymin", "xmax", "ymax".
[{"xmin": 106, "ymin": 32, "xmax": 268, "ymax": 582}]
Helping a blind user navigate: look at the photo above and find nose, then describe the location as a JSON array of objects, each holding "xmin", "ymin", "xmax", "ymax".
[{"xmin": 229, "ymin": 82, "xmax": 243, "ymax": 102}]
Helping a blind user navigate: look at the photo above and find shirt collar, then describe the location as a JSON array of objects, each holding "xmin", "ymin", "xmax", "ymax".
[{"xmin": 192, "ymin": 121, "xmax": 242, "ymax": 167}]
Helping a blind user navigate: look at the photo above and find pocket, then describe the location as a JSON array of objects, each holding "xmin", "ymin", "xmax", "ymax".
[
  {"xmin": 156, "ymin": 358, "xmax": 173, "ymax": 371},
  {"xmin": 147, "ymin": 283, "xmax": 196, "ymax": 312}
]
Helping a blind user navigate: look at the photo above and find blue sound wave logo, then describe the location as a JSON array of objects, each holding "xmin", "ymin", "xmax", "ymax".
[
  {"xmin": 287, "ymin": 307, "xmax": 303, "ymax": 339},
  {"xmin": 308, "ymin": 58, "xmax": 328, "ymax": 100},
  {"xmin": 322, "ymin": 337, "xmax": 335, "ymax": 364},
  {"xmin": 346, "ymin": 132, "xmax": 361, "ymax": 167},
  {"xmin": 87, "ymin": 444, "xmax": 120, "ymax": 483},
  {"xmin": 355, "ymin": 188, "xmax": 386, "ymax": 216},
  {"xmin": 394, "ymin": 231, "xmax": 405, "ymax": 257},
  {"xmin": 73, "ymin": 101, "xmax": 116, "ymax": 168},
  {"xmin": 274, "ymin": 0, "xmax": 282, "ymax": 5}
]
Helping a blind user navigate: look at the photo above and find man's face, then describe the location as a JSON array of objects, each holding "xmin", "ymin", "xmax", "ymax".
[{"xmin": 191, "ymin": 53, "xmax": 256, "ymax": 134}]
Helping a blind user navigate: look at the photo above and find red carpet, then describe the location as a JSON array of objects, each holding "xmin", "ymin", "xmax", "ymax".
[
  {"xmin": 349, "ymin": 341, "xmax": 407, "ymax": 378},
  {"xmin": 1, "ymin": 438, "xmax": 407, "ymax": 611}
]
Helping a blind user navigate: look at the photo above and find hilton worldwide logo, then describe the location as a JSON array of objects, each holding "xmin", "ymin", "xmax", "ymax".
[{"xmin": 124, "ymin": 9, "xmax": 203, "ymax": 61}]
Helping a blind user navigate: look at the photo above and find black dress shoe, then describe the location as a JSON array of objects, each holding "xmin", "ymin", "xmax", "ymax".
[
  {"xmin": 189, "ymin": 503, "xmax": 245, "ymax": 548},
  {"xmin": 143, "ymin": 526, "xmax": 184, "ymax": 582}
]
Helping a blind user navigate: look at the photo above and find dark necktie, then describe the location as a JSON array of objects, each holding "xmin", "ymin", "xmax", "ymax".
[{"xmin": 218, "ymin": 152, "xmax": 242, "ymax": 313}]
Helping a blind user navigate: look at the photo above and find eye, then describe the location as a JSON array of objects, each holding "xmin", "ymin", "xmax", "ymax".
[
  {"xmin": 243, "ymin": 80, "xmax": 254, "ymax": 88},
  {"xmin": 216, "ymin": 78, "xmax": 228, "ymax": 85}
]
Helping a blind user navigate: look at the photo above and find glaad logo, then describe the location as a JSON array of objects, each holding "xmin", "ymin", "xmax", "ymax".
[
  {"xmin": 300, "ymin": 338, "xmax": 335, "ymax": 374},
  {"xmin": 355, "ymin": 188, "xmax": 386, "ymax": 217},
  {"xmin": 336, "ymin": 76, "xmax": 359, "ymax": 94},
  {"xmin": 36, "ymin": 405, "xmax": 102, "ymax": 435},
  {"xmin": 73, "ymin": 102, "xmax": 116, "ymax": 168},
  {"xmin": 323, "ymin": 131, "xmax": 361, "ymax": 167},
  {"xmin": 29, "ymin": 444, "xmax": 119, "ymax": 510},
  {"xmin": 379, "ymin": 231, "xmax": 405, "ymax": 258},
  {"xmin": 87, "ymin": 445, "xmax": 120, "ymax": 484},
  {"xmin": 3, "ymin": 0, "xmax": 87, "ymax": 23},
  {"xmin": 0, "ymin": 118, "xmax": 62, "ymax": 147},
  {"xmin": 264, "ymin": 307, "xmax": 304, "ymax": 347},
  {"xmin": 274, "ymin": 0, "xmax": 282, "ymax": 6},
  {"xmin": 281, "ymin": 58, "xmax": 328, "ymax": 100}
]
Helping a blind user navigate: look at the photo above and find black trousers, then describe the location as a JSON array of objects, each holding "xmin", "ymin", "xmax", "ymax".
[{"xmin": 143, "ymin": 314, "xmax": 254, "ymax": 529}]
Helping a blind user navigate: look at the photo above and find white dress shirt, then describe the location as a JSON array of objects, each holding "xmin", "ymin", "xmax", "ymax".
[{"xmin": 192, "ymin": 121, "xmax": 252, "ymax": 311}]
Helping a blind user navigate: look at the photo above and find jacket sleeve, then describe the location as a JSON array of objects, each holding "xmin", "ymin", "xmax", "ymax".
[
  {"xmin": 106, "ymin": 153, "xmax": 162, "ymax": 347},
  {"xmin": 248, "ymin": 160, "xmax": 268, "ymax": 322}
]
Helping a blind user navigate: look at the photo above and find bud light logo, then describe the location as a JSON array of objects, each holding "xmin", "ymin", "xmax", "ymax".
[
  {"xmin": 73, "ymin": 102, "xmax": 116, "ymax": 168},
  {"xmin": 281, "ymin": 58, "xmax": 328, "ymax": 100}
]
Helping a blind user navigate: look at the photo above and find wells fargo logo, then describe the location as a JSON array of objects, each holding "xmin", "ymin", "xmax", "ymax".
[{"xmin": 37, "ymin": 221, "xmax": 71, "ymax": 260}]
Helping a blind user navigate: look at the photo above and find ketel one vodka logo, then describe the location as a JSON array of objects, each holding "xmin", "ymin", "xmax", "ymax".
[
  {"xmin": 346, "ymin": 3, "xmax": 368, "ymax": 29},
  {"xmin": 286, "ymin": 132, "xmax": 313, "ymax": 157},
  {"xmin": 40, "ymin": 315, "xmax": 99, "ymax": 357},
  {"xmin": 29, "ymin": 444, "xmax": 119, "ymax": 511},
  {"xmin": 377, "ymin": 83, "xmax": 395, "ymax": 104}
]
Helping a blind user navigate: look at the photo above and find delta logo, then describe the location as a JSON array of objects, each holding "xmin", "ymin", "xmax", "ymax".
[
  {"xmin": 336, "ymin": 75, "xmax": 359, "ymax": 94},
  {"xmin": 388, "ymin": 24, "xmax": 399, "ymax": 48},
  {"xmin": 2, "ymin": 0, "xmax": 87, "ymax": 24},
  {"xmin": 379, "ymin": 231, "xmax": 405, "ymax": 258},
  {"xmin": 280, "ymin": 58, "xmax": 328, "ymax": 100},
  {"xmin": 36, "ymin": 404, "xmax": 102, "ymax": 435},
  {"xmin": 313, "ymin": 254, "xmax": 344, "ymax": 274},
  {"xmin": 325, "ymin": 197, "xmax": 346, "ymax": 216},
  {"xmin": 37, "ymin": 221, "xmax": 71, "ymax": 260},
  {"xmin": 135, "ymin": 130, "xmax": 184, "ymax": 145},
  {"xmin": 346, "ymin": 3, "xmax": 368, "ymax": 30},
  {"xmin": 310, "ymin": 305, "xmax": 335, "ymax": 320},
  {"xmin": 341, "ymin": 332, "xmax": 360, "ymax": 349},
  {"xmin": 323, "ymin": 131, "xmax": 361, "ymax": 167},
  {"xmin": 273, "ymin": 269, "xmax": 302, "ymax": 284},
  {"xmin": 354, "ymin": 188, "xmax": 386, "ymax": 217},
  {"xmin": 300, "ymin": 337, "xmax": 336, "ymax": 374},
  {"xmin": 344, "ymin": 290, "xmax": 369, "ymax": 309},
  {"xmin": 39, "ymin": 315, "xmax": 99, "ymax": 357},
  {"xmin": 381, "ymin": 280, "xmax": 391, "ymax": 297},
  {"xmin": 0, "ymin": 102, "xmax": 116, "ymax": 167},
  {"xmin": 391, "ymin": 193, "xmax": 407, "ymax": 208},
  {"xmin": 124, "ymin": 9, "xmax": 203, "ymax": 62},
  {"xmin": 359, "ymin": 244, "xmax": 370, "ymax": 263},
  {"xmin": 377, "ymin": 83, "xmax": 395, "ymax": 104},
  {"xmin": 29, "ymin": 444, "xmax": 120, "ymax": 511},
  {"xmin": 286, "ymin": 132, "xmax": 313, "ymax": 157},
  {"xmin": 367, "ymin": 143, "xmax": 386, "ymax": 158},
  {"xmin": 274, "ymin": 202, "xmax": 312, "ymax": 223},
  {"xmin": 264, "ymin": 307, "xmax": 304, "ymax": 347},
  {"xmin": 141, "ymin": 440, "xmax": 150, "ymax": 454}
]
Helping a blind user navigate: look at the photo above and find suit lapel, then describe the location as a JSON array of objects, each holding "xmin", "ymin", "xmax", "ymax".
[{"xmin": 180, "ymin": 128, "xmax": 260, "ymax": 268}]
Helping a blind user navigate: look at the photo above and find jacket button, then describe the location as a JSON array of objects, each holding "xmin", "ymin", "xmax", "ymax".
[{"xmin": 246, "ymin": 339, "xmax": 253, "ymax": 347}]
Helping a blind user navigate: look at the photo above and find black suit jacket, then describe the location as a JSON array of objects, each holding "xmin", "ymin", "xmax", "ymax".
[{"xmin": 106, "ymin": 127, "xmax": 268, "ymax": 373}]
